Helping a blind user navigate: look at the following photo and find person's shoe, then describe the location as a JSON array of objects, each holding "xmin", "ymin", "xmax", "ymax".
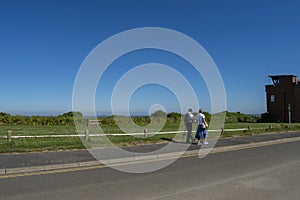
[
  {"xmin": 197, "ymin": 141, "xmax": 202, "ymax": 145},
  {"xmin": 203, "ymin": 141, "xmax": 209, "ymax": 145}
]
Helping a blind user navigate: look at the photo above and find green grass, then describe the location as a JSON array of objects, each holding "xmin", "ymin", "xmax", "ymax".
[
  {"xmin": 1, "ymin": 122, "xmax": 300, "ymax": 153},
  {"xmin": 221, "ymin": 123, "xmax": 300, "ymax": 137},
  {"xmin": 0, "ymin": 137, "xmax": 84, "ymax": 153},
  {"xmin": 0, "ymin": 124, "xmax": 182, "ymax": 153},
  {"xmin": 0, "ymin": 125, "xmax": 78, "ymax": 136}
]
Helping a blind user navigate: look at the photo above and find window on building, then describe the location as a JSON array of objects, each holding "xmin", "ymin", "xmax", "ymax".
[{"xmin": 270, "ymin": 95, "xmax": 275, "ymax": 102}]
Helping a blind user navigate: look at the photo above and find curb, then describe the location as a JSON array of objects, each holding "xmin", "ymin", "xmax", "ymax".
[{"xmin": 1, "ymin": 136, "xmax": 300, "ymax": 175}]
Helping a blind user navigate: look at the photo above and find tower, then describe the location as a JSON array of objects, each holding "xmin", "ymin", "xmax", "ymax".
[{"xmin": 265, "ymin": 75, "xmax": 300, "ymax": 122}]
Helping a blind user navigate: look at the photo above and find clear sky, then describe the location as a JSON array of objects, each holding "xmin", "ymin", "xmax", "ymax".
[{"xmin": 1, "ymin": 0, "xmax": 300, "ymax": 116}]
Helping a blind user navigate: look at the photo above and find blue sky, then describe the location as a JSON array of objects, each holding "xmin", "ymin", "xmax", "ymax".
[{"xmin": 1, "ymin": 0, "xmax": 300, "ymax": 116}]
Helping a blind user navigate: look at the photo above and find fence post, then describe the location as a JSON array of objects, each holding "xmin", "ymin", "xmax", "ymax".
[
  {"xmin": 221, "ymin": 127, "xmax": 224, "ymax": 134},
  {"xmin": 7, "ymin": 130, "xmax": 12, "ymax": 143},
  {"xmin": 144, "ymin": 129, "xmax": 147, "ymax": 137},
  {"xmin": 269, "ymin": 125, "xmax": 272, "ymax": 129},
  {"xmin": 85, "ymin": 129, "xmax": 89, "ymax": 140}
]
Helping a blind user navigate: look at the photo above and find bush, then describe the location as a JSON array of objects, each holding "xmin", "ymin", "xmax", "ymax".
[{"xmin": 258, "ymin": 113, "xmax": 277, "ymax": 123}]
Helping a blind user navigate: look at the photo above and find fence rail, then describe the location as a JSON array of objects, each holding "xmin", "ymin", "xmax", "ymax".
[{"xmin": 0, "ymin": 127, "xmax": 262, "ymax": 140}]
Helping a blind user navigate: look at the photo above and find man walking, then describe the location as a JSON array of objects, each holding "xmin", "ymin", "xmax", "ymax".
[{"xmin": 184, "ymin": 108, "xmax": 194, "ymax": 143}]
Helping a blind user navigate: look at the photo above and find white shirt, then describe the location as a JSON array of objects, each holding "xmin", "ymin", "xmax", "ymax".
[
  {"xmin": 185, "ymin": 112, "xmax": 194, "ymax": 123},
  {"xmin": 197, "ymin": 113, "xmax": 205, "ymax": 125}
]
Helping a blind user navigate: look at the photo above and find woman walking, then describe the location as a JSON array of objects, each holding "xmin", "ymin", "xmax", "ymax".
[{"xmin": 195, "ymin": 109, "xmax": 209, "ymax": 145}]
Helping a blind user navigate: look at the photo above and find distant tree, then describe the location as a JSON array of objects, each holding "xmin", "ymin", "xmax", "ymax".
[
  {"xmin": 0, "ymin": 112, "xmax": 12, "ymax": 124},
  {"xmin": 167, "ymin": 112, "xmax": 181, "ymax": 118},
  {"xmin": 258, "ymin": 112, "xmax": 277, "ymax": 123},
  {"xmin": 0, "ymin": 112, "xmax": 10, "ymax": 116},
  {"xmin": 203, "ymin": 111, "xmax": 211, "ymax": 123},
  {"xmin": 101, "ymin": 116, "xmax": 115, "ymax": 125},
  {"xmin": 59, "ymin": 111, "xmax": 83, "ymax": 118},
  {"xmin": 167, "ymin": 112, "xmax": 181, "ymax": 123},
  {"xmin": 151, "ymin": 110, "xmax": 167, "ymax": 118},
  {"xmin": 149, "ymin": 110, "xmax": 166, "ymax": 123}
]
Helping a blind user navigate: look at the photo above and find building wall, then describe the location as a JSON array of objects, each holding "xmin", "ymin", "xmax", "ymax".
[
  {"xmin": 265, "ymin": 85, "xmax": 285, "ymax": 122},
  {"xmin": 294, "ymin": 87, "xmax": 300, "ymax": 122},
  {"xmin": 265, "ymin": 75, "xmax": 300, "ymax": 122}
]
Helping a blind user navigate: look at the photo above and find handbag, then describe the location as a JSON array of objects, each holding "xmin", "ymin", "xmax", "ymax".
[{"xmin": 201, "ymin": 123, "xmax": 206, "ymax": 129}]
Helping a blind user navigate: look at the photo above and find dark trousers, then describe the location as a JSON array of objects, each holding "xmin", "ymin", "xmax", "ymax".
[
  {"xmin": 195, "ymin": 125, "xmax": 208, "ymax": 139},
  {"xmin": 185, "ymin": 122, "xmax": 193, "ymax": 143}
]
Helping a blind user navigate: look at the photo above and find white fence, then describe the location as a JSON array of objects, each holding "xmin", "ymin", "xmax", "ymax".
[{"xmin": 0, "ymin": 128, "xmax": 256, "ymax": 140}]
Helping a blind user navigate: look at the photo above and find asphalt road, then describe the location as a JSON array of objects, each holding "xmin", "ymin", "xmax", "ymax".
[
  {"xmin": 1, "ymin": 140, "xmax": 300, "ymax": 200},
  {"xmin": 2, "ymin": 131, "xmax": 300, "ymax": 169}
]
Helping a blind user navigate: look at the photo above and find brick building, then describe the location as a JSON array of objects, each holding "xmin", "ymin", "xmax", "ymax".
[{"xmin": 265, "ymin": 75, "xmax": 300, "ymax": 122}]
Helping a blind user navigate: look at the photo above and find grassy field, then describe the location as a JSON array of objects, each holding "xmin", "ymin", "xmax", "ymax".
[
  {"xmin": 221, "ymin": 122, "xmax": 300, "ymax": 137},
  {"xmin": 1, "ymin": 122, "xmax": 300, "ymax": 153}
]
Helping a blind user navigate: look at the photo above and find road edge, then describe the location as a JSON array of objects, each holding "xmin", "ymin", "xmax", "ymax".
[{"xmin": 2, "ymin": 136, "xmax": 300, "ymax": 175}]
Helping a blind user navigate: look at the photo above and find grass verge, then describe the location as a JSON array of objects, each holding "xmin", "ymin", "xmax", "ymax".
[{"xmin": 1, "ymin": 123, "xmax": 300, "ymax": 153}]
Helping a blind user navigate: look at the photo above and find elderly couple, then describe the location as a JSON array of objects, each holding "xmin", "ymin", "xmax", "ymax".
[{"xmin": 184, "ymin": 108, "xmax": 209, "ymax": 145}]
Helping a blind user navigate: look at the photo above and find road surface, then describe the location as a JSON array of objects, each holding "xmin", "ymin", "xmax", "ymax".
[{"xmin": 1, "ymin": 140, "xmax": 300, "ymax": 200}]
